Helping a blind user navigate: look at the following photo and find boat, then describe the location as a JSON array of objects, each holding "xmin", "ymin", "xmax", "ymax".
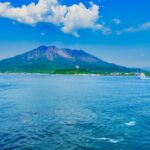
[{"xmin": 136, "ymin": 72, "xmax": 146, "ymax": 79}]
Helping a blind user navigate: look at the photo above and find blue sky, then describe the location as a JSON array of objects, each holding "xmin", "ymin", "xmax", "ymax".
[{"xmin": 0, "ymin": 0, "xmax": 150, "ymax": 67}]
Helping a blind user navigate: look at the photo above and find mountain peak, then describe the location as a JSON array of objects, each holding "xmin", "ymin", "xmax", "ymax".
[
  {"xmin": 48, "ymin": 46, "xmax": 57, "ymax": 49},
  {"xmin": 37, "ymin": 45, "xmax": 61, "ymax": 52},
  {"xmin": 37, "ymin": 45, "xmax": 57, "ymax": 50},
  {"xmin": 0, "ymin": 45, "xmax": 136, "ymax": 73},
  {"xmin": 37, "ymin": 45, "xmax": 48, "ymax": 50},
  {"xmin": 28, "ymin": 45, "xmax": 72, "ymax": 61}
]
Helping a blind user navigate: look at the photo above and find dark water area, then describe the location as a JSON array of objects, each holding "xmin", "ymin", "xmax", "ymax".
[{"xmin": 0, "ymin": 75, "xmax": 150, "ymax": 150}]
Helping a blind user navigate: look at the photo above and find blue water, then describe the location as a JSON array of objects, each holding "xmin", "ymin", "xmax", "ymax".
[{"xmin": 0, "ymin": 75, "xmax": 150, "ymax": 150}]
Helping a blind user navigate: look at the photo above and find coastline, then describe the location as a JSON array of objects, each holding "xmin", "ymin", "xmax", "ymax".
[{"xmin": 0, "ymin": 72, "xmax": 143, "ymax": 76}]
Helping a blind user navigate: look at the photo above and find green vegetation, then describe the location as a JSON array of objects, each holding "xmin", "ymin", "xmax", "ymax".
[
  {"xmin": 0, "ymin": 45, "xmax": 149, "ymax": 76},
  {"xmin": 1, "ymin": 68, "xmax": 146, "ymax": 76}
]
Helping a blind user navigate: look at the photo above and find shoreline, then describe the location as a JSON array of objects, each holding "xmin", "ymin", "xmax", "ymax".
[{"xmin": 0, "ymin": 72, "xmax": 141, "ymax": 76}]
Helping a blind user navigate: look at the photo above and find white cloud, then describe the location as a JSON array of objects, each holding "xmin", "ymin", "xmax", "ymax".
[
  {"xmin": 118, "ymin": 22, "xmax": 150, "ymax": 34},
  {"xmin": 102, "ymin": 27, "xmax": 112, "ymax": 35},
  {"xmin": 62, "ymin": 3, "xmax": 101, "ymax": 37},
  {"xmin": 0, "ymin": 0, "xmax": 66, "ymax": 25},
  {"xmin": 0, "ymin": 0, "xmax": 102, "ymax": 37},
  {"xmin": 112, "ymin": 18, "xmax": 121, "ymax": 24},
  {"xmin": 124, "ymin": 22, "xmax": 150, "ymax": 32}
]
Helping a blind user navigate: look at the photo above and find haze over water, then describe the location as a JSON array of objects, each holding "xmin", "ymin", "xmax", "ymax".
[{"xmin": 0, "ymin": 75, "xmax": 150, "ymax": 150}]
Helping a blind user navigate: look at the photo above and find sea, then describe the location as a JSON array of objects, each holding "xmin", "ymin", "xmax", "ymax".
[{"xmin": 0, "ymin": 74, "xmax": 150, "ymax": 150}]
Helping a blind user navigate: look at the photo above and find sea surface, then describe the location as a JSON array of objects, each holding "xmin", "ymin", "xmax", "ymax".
[{"xmin": 0, "ymin": 75, "xmax": 150, "ymax": 150}]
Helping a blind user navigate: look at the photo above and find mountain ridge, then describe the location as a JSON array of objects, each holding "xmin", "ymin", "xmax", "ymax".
[{"xmin": 0, "ymin": 45, "xmax": 138, "ymax": 74}]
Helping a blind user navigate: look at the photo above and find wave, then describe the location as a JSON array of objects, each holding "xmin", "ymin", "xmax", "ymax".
[
  {"xmin": 92, "ymin": 137, "xmax": 124, "ymax": 143},
  {"xmin": 125, "ymin": 121, "xmax": 136, "ymax": 126}
]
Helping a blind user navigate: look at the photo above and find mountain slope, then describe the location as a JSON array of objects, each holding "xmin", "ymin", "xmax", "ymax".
[{"xmin": 0, "ymin": 46, "xmax": 137, "ymax": 74}]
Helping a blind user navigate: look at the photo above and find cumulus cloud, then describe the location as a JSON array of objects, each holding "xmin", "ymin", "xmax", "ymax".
[
  {"xmin": 0, "ymin": 0, "xmax": 65, "ymax": 25},
  {"xmin": 112, "ymin": 18, "xmax": 121, "ymax": 24},
  {"xmin": 0, "ymin": 0, "xmax": 102, "ymax": 37},
  {"xmin": 117, "ymin": 22, "xmax": 150, "ymax": 35},
  {"xmin": 62, "ymin": 3, "xmax": 101, "ymax": 37}
]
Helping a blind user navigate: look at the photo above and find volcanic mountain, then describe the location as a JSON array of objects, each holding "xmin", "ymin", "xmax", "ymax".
[{"xmin": 0, "ymin": 46, "xmax": 137, "ymax": 74}]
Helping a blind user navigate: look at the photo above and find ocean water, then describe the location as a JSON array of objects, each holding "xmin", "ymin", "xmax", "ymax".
[{"xmin": 0, "ymin": 75, "xmax": 150, "ymax": 150}]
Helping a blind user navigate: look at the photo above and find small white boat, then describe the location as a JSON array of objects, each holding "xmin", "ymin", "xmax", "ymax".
[{"xmin": 136, "ymin": 73, "xmax": 146, "ymax": 79}]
